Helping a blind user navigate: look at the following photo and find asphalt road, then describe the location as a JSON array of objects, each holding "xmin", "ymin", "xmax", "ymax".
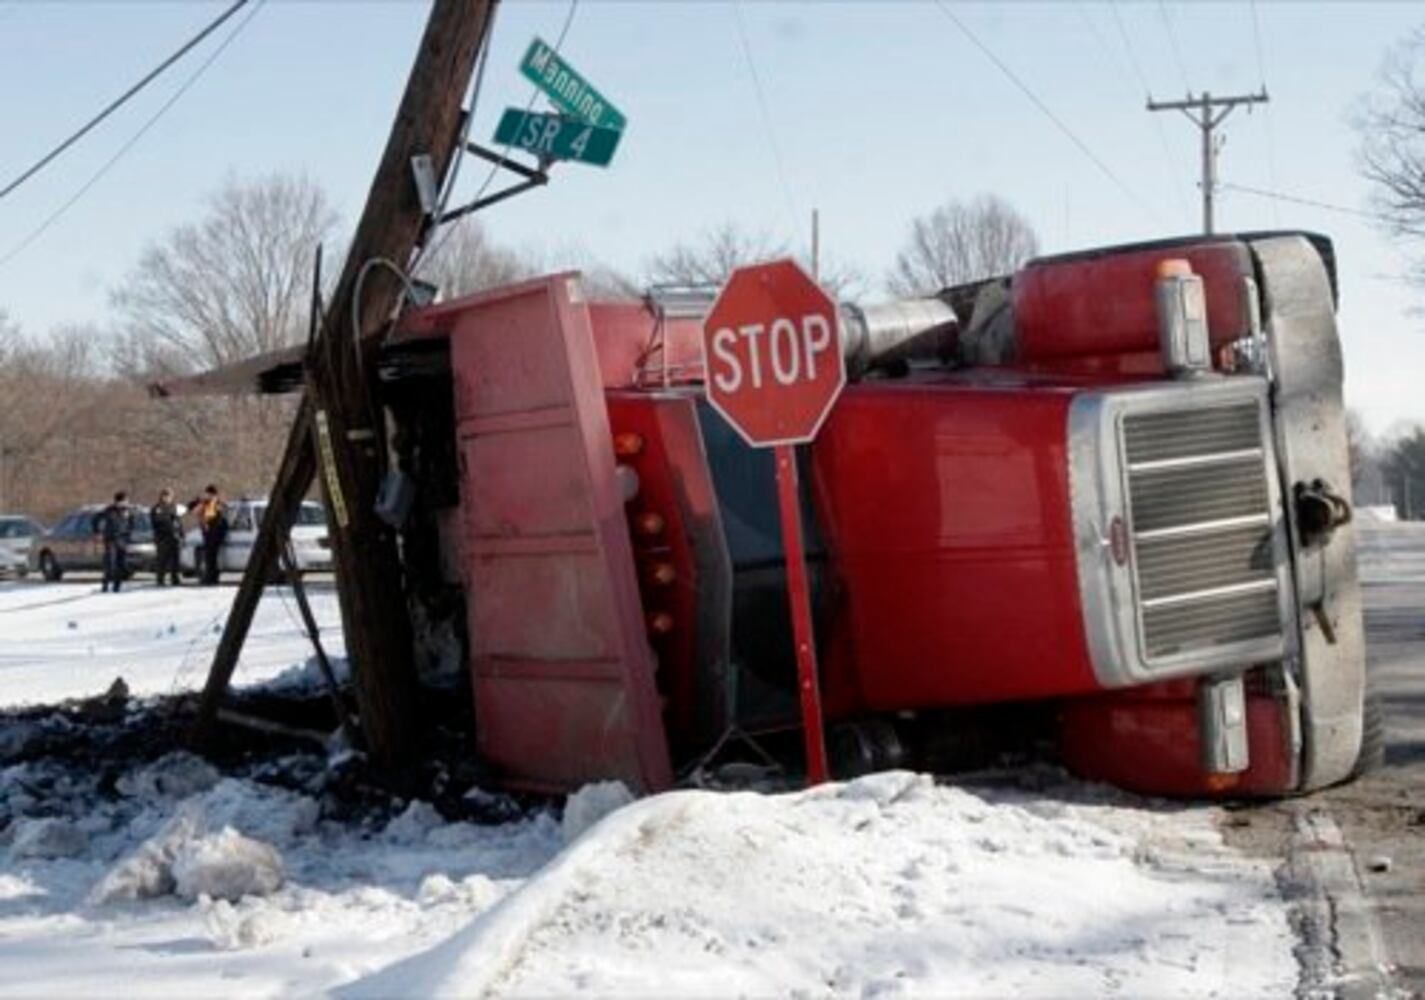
[
  {"xmin": 1321, "ymin": 520, "xmax": 1425, "ymax": 994},
  {"xmin": 1228, "ymin": 519, "xmax": 1425, "ymax": 997}
]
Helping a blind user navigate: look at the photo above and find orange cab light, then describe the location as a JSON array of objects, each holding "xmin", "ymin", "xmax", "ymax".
[
  {"xmin": 634, "ymin": 511, "xmax": 666, "ymax": 537},
  {"xmin": 613, "ymin": 432, "xmax": 645, "ymax": 457},
  {"xmin": 646, "ymin": 561, "xmax": 677, "ymax": 587},
  {"xmin": 647, "ymin": 611, "xmax": 675, "ymax": 635},
  {"xmin": 1204, "ymin": 772, "xmax": 1241, "ymax": 793},
  {"xmin": 1155, "ymin": 257, "xmax": 1193, "ymax": 279}
]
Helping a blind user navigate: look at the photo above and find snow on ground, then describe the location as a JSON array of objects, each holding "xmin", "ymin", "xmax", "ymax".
[
  {"xmin": 350, "ymin": 773, "xmax": 1295, "ymax": 999},
  {"xmin": 0, "ymin": 758, "xmax": 1296, "ymax": 998},
  {"xmin": 0, "ymin": 581, "xmax": 343, "ymax": 707},
  {"xmin": 0, "ymin": 582, "xmax": 1299, "ymax": 995}
]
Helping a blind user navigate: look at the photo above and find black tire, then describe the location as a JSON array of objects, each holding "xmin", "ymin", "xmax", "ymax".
[
  {"xmin": 1352, "ymin": 688, "xmax": 1386, "ymax": 778},
  {"xmin": 39, "ymin": 551, "xmax": 62, "ymax": 582}
]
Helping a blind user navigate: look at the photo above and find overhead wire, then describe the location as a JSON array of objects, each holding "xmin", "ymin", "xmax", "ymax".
[
  {"xmin": 1247, "ymin": 0, "xmax": 1282, "ymax": 227},
  {"xmin": 731, "ymin": 0, "xmax": 801, "ymax": 240},
  {"xmin": 407, "ymin": 0, "xmax": 499, "ymax": 276},
  {"xmin": 0, "ymin": 0, "xmax": 248, "ymax": 203},
  {"xmin": 932, "ymin": 1, "xmax": 1164, "ymax": 227},
  {"xmin": 1097, "ymin": 1, "xmax": 1193, "ymax": 224},
  {"xmin": 0, "ymin": 0, "xmax": 267, "ymax": 272},
  {"xmin": 1220, "ymin": 181, "xmax": 1425, "ymax": 238},
  {"xmin": 414, "ymin": 0, "xmax": 577, "ymax": 279},
  {"xmin": 1156, "ymin": 0, "xmax": 1192, "ymax": 97}
]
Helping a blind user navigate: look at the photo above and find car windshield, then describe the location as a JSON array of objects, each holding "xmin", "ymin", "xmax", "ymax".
[{"xmin": 0, "ymin": 519, "xmax": 36, "ymax": 539}]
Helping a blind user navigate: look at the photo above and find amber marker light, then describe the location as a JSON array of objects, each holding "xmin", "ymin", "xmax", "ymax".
[
  {"xmin": 613, "ymin": 432, "xmax": 645, "ymax": 457},
  {"xmin": 646, "ymin": 561, "xmax": 676, "ymax": 586},
  {"xmin": 634, "ymin": 511, "xmax": 666, "ymax": 537},
  {"xmin": 1204, "ymin": 772, "xmax": 1241, "ymax": 793},
  {"xmin": 1154, "ymin": 257, "xmax": 1193, "ymax": 279}
]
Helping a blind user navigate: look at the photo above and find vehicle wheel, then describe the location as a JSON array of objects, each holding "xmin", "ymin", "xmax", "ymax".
[
  {"xmin": 1352, "ymin": 687, "xmax": 1386, "ymax": 778},
  {"xmin": 40, "ymin": 551, "xmax": 62, "ymax": 582}
]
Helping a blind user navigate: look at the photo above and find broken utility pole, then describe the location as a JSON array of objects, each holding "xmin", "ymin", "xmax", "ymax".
[
  {"xmin": 193, "ymin": 0, "xmax": 496, "ymax": 768},
  {"xmin": 1147, "ymin": 89, "xmax": 1269, "ymax": 235}
]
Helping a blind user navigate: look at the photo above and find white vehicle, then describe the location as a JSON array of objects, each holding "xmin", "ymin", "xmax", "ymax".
[
  {"xmin": 0, "ymin": 515, "xmax": 45, "ymax": 578},
  {"xmin": 181, "ymin": 499, "xmax": 331, "ymax": 577}
]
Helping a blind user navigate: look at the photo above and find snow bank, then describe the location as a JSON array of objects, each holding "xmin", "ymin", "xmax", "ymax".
[
  {"xmin": 90, "ymin": 773, "xmax": 315, "ymax": 904},
  {"xmin": 92, "ymin": 809, "xmax": 284, "ymax": 904},
  {"xmin": 116, "ymin": 751, "xmax": 219, "ymax": 800},
  {"xmin": 560, "ymin": 780, "xmax": 634, "ymax": 844},
  {"xmin": 172, "ymin": 827, "xmax": 284, "ymax": 902},
  {"xmin": 8, "ymin": 818, "xmax": 87, "ymax": 860},
  {"xmin": 255, "ymin": 654, "xmax": 352, "ymax": 695},
  {"xmin": 343, "ymin": 772, "xmax": 1296, "ymax": 999}
]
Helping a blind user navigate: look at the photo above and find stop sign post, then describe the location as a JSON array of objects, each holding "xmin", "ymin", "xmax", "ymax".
[{"xmin": 702, "ymin": 260, "xmax": 843, "ymax": 784}]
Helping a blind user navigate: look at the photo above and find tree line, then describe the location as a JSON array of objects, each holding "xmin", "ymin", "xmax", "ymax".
[
  {"xmin": 13, "ymin": 6, "xmax": 1425, "ymax": 529},
  {"xmin": 0, "ymin": 173, "xmax": 1037, "ymax": 522}
]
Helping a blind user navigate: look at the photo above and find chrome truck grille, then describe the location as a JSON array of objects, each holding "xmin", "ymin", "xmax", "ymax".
[
  {"xmin": 1123, "ymin": 401, "xmax": 1280, "ymax": 658},
  {"xmin": 1070, "ymin": 379, "xmax": 1291, "ymax": 687}
]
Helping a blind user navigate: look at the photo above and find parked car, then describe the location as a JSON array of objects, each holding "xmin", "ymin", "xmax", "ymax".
[
  {"xmin": 28, "ymin": 505, "xmax": 156, "ymax": 581},
  {"xmin": 180, "ymin": 498, "xmax": 331, "ymax": 578},
  {"xmin": 0, "ymin": 515, "xmax": 45, "ymax": 578}
]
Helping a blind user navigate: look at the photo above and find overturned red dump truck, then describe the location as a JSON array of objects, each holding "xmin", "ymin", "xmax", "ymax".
[
  {"xmin": 367, "ymin": 230, "xmax": 1367, "ymax": 800},
  {"xmin": 177, "ymin": 231, "xmax": 1363, "ymax": 797}
]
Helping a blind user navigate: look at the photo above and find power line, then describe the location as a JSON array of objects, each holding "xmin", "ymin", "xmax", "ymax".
[
  {"xmin": 1157, "ymin": 0, "xmax": 1192, "ymax": 95},
  {"xmin": 1247, "ymin": 0, "xmax": 1282, "ymax": 227},
  {"xmin": 731, "ymin": 0, "xmax": 801, "ymax": 239},
  {"xmin": 1220, "ymin": 181, "xmax": 1425, "ymax": 237},
  {"xmin": 406, "ymin": 0, "xmax": 499, "ymax": 276},
  {"xmin": 0, "ymin": 0, "xmax": 266, "ymax": 272},
  {"xmin": 932, "ymin": 1, "xmax": 1162, "ymax": 225},
  {"xmin": 0, "ymin": 0, "xmax": 248, "ymax": 204},
  {"xmin": 1096, "ymin": 1, "xmax": 1192, "ymax": 222},
  {"xmin": 416, "ymin": 0, "xmax": 576, "ymax": 276}
]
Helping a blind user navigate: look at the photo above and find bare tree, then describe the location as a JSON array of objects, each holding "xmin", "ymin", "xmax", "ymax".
[
  {"xmin": 1382, "ymin": 424, "xmax": 1425, "ymax": 519},
  {"xmin": 886, "ymin": 194, "xmax": 1040, "ymax": 297},
  {"xmin": 644, "ymin": 222, "xmax": 864, "ymax": 299},
  {"xmin": 112, "ymin": 172, "xmax": 338, "ymax": 370},
  {"xmin": 421, "ymin": 216, "xmax": 538, "ymax": 299},
  {"xmin": 0, "ymin": 309, "xmax": 16, "ymax": 358},
  {"xmin": 1346, "ymin": 408, "xmax": 1373, "ymax": 486},
  {"xmin": 646, "ymin": 223, "xmax": 787, "ymax": 287},
  {"xmin": 1357, "ymin": 28, "xmax": 1425, "ymax": 272}
]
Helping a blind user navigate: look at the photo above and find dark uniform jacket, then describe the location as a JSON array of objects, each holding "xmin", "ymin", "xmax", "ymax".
[
  {"xmin": 91, "ymin": 504, "xmax": 135, "ymax": 546},
  {"xmin": 150, "ymin": 501, "xmax": 183, "ymax": 544}
]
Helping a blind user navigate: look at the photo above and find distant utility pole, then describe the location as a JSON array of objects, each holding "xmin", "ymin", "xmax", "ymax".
[{"xmin": 1147, "ymin": 90, "xmax": 1268, "ymax": 235}]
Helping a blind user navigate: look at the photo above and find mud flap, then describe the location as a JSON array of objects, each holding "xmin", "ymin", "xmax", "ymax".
[{"xmin": 1251, "ymin": 235, "xmax": 1365, "ymax": 790}]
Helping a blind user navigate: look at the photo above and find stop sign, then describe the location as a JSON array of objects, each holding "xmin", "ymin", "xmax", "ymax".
[{"xmin": 701, "ymin": 259, "xmax": 845, "ymax": 447}]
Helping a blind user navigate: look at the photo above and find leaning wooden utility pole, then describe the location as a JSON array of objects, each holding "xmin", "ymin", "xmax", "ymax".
[{"xmin": 193, "ymin": 0, "xmax": 495, "ymax": 767}]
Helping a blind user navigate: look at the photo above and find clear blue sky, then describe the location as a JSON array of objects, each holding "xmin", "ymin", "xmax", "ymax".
[{"xmin": 0, "ymin": 1, "xmax": 1420, "ymax": 434}]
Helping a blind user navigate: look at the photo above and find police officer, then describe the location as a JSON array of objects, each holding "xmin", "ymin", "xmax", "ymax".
[
  {"xmin": 91, "ymin": 492, "xmax": 135, "ymax": 593},
  {"xmin": 150, "ymin": 488, "xmax": 183, "ymax": 587},
  {"xmin": 190, "ymin": 484, "xmax": 228, "ymax": 585}
]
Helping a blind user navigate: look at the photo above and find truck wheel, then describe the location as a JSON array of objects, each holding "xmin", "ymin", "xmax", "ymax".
[
  {"xmin": 1351, "ymin": 688, "xmax": 1386, "ymax": 778},
  {"xmin": 40, "ymin": 551, "xmax": 62, "ymax": 582}
]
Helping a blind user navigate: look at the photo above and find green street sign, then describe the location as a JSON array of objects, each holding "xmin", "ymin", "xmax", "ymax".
[
  {"xmin": 519, "ymin": 36, "xmax": 627, "ymax": 133},
  {"xmin": 493, "ymin": 109, "xmax": 622, "ymax": 167}
]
